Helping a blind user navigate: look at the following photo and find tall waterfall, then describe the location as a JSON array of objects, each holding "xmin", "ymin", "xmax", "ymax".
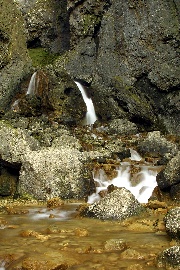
[
  {"xmin": 75, "ymin": 81, "xmax": 97, "ymax": 125},
  {"xmin": 26, "ymin": 71, "xmax": 37, "ymax": 95}
]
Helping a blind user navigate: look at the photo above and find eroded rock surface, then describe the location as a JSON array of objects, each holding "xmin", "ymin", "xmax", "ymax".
[{"xmin": 83, "ymin": 188, "xmax": 145, "ymax": 220}]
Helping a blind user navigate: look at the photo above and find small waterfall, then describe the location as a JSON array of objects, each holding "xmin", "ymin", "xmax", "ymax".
[
  {"xmin": 75, "ymin": 81, "xmax": 97, "ymax": 125},
  {"xmin": 26, "ymin": 71, "xmax": 37, "ymax": 95},
  {"xmin": 88, "ymin": 150, "xmax": 158, "ymax": 204}
]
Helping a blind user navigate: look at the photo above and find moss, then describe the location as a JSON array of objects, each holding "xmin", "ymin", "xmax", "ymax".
[
  {"xmin": 82, "ymin": 14, "xmax": 101, "ymax": 35},
  {"xmin": 28, "ymin": 48, "xmax": 59, "ymax": 67}
]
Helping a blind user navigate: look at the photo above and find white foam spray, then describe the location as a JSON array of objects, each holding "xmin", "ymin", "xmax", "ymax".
[
  {"xmin": 75, "ymin": 81, "xmax": 97, "ymax": 125},
  {"xmin": 88, "ymin": 150, "xmax": 158, "ymax": 204}
]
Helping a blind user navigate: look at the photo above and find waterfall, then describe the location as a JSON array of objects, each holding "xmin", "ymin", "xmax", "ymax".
[
  {"xmin": 26, "ymin": 71, "xmax": 37, "ymax": 95},
  {"xmin": 75, "ymin": 81, "xmax": 97, "ymax": 125},
  {"xmin": 88, "ymin": 150, "xmax": 158, "ymax": 204}
]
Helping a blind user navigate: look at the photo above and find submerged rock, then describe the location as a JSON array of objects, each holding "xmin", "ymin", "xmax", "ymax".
[
  {"xmin": 83, "ymin": 188, "xmax": 145, "ymax": 220},
  {"xmin": 164, "ymin": 207, "xmax": 180, "ymax": 240}
]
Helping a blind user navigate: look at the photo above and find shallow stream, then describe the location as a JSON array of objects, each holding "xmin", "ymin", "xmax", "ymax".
[{"xmin": 0, "ymin": 202, "xmax": 171, "ymax": 270}]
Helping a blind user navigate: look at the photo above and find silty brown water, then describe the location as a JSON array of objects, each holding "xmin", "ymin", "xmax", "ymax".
[{"xmin": 0, "ymin": 201, "xmax": 171, "ymax": 270}]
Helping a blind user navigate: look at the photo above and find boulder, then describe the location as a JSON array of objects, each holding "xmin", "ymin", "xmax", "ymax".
[
  {"xmin": 164, "ymin": 207, "xmax": 180, "ymax": 240},
  {"xmin": 0, "ymin": 119, "xmax": 95, "ymax": 200},
  {"xmin": 83, "ymin": 188, "xmax": 145, "ymax": 220},
  {"xmin": 137, "ymin": 131, "xmax": 178, "ymax": 160},
  {"xmin": 107, "ymin": 119, "xmax": 138, "ymax": 135},
  {"xmin": 157, "ymin": 246, "xmax": 180, "ymax": 269},
  {"xmin": 157, "ymin": 151, "xmax": 180, "ymax": 190}
]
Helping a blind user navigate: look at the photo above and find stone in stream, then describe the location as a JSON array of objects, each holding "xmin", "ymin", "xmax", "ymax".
[
  {"xmin": 164, "ymin": 207, "xmax": 180, "ymax": 240},
  {"xmin": 157, "ymin": 246, "xmax": 180, "ymax": 269},
  {"xmin": 83, "ymin": 188, "xmax": 145, "ymax": 220}
]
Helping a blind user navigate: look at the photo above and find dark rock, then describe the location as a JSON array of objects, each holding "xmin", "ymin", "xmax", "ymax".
[
  {"xmin": 0, "ymin": 0, "xmax": 31, "ymax": 112},
  {"xmin": 84, "ymin": 188, "xmax": 145, "ymax": 220},
  {"xmin": 164, "ymin": 207, "xmax": 180, "ymax": 240},
  {"xmin": 157, "ymin": 152, "xmax": 180, "ymax": 190},
  {"xmin": 17, "ymin": 0, "xmax": 70, "ymax": 53},
  {"xmin": 170, "ymin": 184, "xmax": 180, "ymax": 201},
  {"xmin": 64, "ymin": 0, "xmax": 180, "ymax": 133},
  {"xmin": 157, "ymin": 246, "xmax": 180, "ymax": 269},
  {"xmin": 45, "ymin": 64, "xmax": 86, "ymax": 124},
  {"xmin": 137, "ymin": 131, "xmax": 178, "ymax": 160},
  {"xmin": 107, "ymin": 119, "xmax": 138, "ymax": 135}
]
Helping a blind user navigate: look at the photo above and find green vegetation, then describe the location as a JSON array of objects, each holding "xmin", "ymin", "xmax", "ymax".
[{"xmin": 28, "ymin": 48, "xmax": 59, "ymax": 67}]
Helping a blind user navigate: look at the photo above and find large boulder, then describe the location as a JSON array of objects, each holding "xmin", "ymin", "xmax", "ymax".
[
  {"xmin": 0, "ymin": 120, "xmax": 95, "ymax": 200},
  {"xmin": 137, "ymin": 131, "xmax": 179, "ymax": 161},
  {"xmin": 157, "ymin": 246, "xmax": 180, "ymax": 269},
  {"xmin": 156, "ymin": 151, "xmax": 180, "ymax": 195},
  {"xmin": 0, "ymin": 0, "xmax": 31, "ymax": 112},
  {"xmin": 164, "ymin": 207, "xmax": 180, "ymax": 240},
  {"xmin": 83, "ymin": 188, "xmax": 145, "ymax": 220}
]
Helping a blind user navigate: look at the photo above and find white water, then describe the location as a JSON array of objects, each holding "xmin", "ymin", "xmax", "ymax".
[
  {"xmin": 26, "ymin": 71, "xmax": 37, "ymax": 95},
  {"xmin": 88, "ymin": 150, "xmax": 158, "ymax": 204},
  {"xmin": 75, "ymin": 81, "xmax": 97, "ymax": 125}
]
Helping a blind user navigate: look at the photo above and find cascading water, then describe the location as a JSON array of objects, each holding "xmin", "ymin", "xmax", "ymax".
[
  {"xmin": 88, "ymin": 150, "xmax": 158, "ymax": 204},
  {"xmin": 75, "ymin": 81, "xmax": 97, "ymax": 125},
  {"xmin": 26, "ymin": 71, "xmax": 37, "ymax": 95}
]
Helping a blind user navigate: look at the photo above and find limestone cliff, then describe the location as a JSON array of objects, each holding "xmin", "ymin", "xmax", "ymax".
[{"xmin": 0, "ymin": 0, "xmax": 31, "ymax": 112}]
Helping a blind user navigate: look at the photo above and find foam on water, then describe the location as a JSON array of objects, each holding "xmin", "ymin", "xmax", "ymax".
[
  {"xmin": 88, "ymin": 150, "xmax": 158, "ymax": 204},
  {"xmin": 75, "ymin": 81, "xmax": 97, "ymax": 125},
  {"xmin": 28, "ymin": 207, "xmax": 76, "ymax": 221}
]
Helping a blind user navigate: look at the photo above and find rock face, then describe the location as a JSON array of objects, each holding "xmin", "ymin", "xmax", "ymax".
[
  {"xmin": 84, "ymin": 188, "xmax": 145, "ymax": 220},
  {"xmin": 16, "ymin": 0, "xmax": 70, "ymax": 53},
  {"xmin": 2, "ymin": 0, "xmax": 179, "ymax": 134},
  {"xmin": 64, "ymin": 0, "xmax": 180, "ymax": 133},
  {"xmin": 164, "ymin": 207, "xmax": 180, "ymax": 239},
  {"xmin": 0, "ymin": 0, "xmax": 31, "ymax": 112}
]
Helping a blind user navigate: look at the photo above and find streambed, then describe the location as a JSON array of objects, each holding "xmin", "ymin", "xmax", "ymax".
[{"xmin": 0, "ymin": 201, "xmax": 172, "ymax": 270}]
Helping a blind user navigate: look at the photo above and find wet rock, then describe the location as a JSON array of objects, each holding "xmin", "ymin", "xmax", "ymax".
[
  {"xmin": 74, "ymin": 228, "xmax": 89, "ymax": 237},
  {"xmin": 137, "ymin": 131, "xmax": 178, "ymax": 160},
  {"xmin": 104, "ymin": 239, "xmax": 128, "ymax": 252},
  {"xmin": 84, "ymin": 188, "xmax": 145, "ymax": 220},
  {"xmin": 164, "ymin": 208, "xmax": 180, "ymax": 240},
  {"xmin": 156, "ymin": 151, "xmax": 180, "ymax": 190},
  {"xmin": 120, "ymin": 248, "xmax": 145, "ymax": 260},
  {"xmin": 47, "ymin": 197, "xmax": 64, "ymax": 208},
  {"xmin": 45, "ymin": 64, "xmax": 86, "ymax": 124},
  {"xmin": 157, "ymin": 246, "xmax": 180, "ymax": 269}
]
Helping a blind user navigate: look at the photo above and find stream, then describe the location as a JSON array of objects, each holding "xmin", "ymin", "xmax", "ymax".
[{"xmin": 0, "ymin": 202, "xmax": 170, "ymax": 270}]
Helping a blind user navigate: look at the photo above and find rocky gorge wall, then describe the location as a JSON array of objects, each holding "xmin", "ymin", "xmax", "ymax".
[
  {"xmin": 0, "ymin": 0, "xmax": 179, "ymax": 133},
  {"xmin": 0, "ymin": 0, "xmax": 179, "ymax": 203}
]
